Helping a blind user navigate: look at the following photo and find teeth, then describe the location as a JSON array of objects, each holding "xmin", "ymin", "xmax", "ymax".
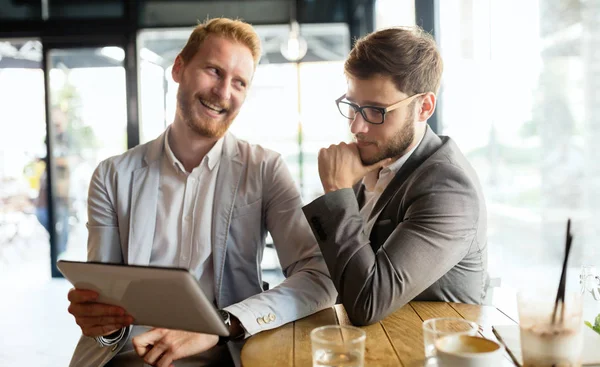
[{"xmin": 200, "ymin": 100, "xmax": 224, "ymax": 113}]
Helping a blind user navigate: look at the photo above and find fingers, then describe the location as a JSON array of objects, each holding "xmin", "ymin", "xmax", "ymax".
[
  {"xmin": 75, "ymin": 315, "xmax": 133, "ymax": 335},
  {"xmin": 142, "ymin": 343, "xmax": 168, "ymax": 366},
  {"xmin": 156, "ymin": 348, "xmax": 175, "ymax": 367},
  {"xmin": 69, "ymin": 301, "xmax": 127, "ymax": 317},
  {"xmin": 133, "ymin": 328, "xmax": 166, "ymax": 358},
  {"xmin": 133, "ymin": 329, "xmax": 175, "ymax": 367},
  {"xmin": 67, "ymin": 288, "xmax": 133, "ymax": 338},
  {"xmin": 68, "ymin": 288, "xmax": 99, "ymax": 303}
]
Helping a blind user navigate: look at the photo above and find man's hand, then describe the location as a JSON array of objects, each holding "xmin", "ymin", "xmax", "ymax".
[
  {"xmin": 67, "ymin": 288, "xmax": 133, "ymax": 337},
  {"xmin": 318, "ymin": 142, "xmax": 391, "ymax": 193},
  {"xmin": 132, "ymin": 328, "xmax": 219, "ymax": 367}
]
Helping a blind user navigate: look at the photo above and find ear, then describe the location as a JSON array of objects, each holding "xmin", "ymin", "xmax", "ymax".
[
  {"xmin": 171, "ymin": 55, "xmax": 184, "ymax": 83},
  {"xmin": 417, "ymin": 92, "xmax": 437, "ymax": 122}
]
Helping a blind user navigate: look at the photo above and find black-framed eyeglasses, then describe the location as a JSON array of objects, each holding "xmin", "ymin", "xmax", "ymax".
[{"xmin": 335, "ymin": 93, "xmax": 426, "ymax": 124}]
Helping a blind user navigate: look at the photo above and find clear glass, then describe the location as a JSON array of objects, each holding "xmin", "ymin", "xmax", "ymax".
[
  {"xmin": 422, "ymin": 317, "xmax": 478, "ymax": 358},
  {"xmin": 311, "ymin": 325, "xmax": 366, "ymax": 367},
  {"xmin": 47, "ymin": 48, "xmax": 128, "ymax": 260},
  {"xmin": 581, "ymin": 265, "xmax": 600, "ymax": 301},
  {"xmin": 580, "ymin": 265, "xmax": 600, "ymax": 341},
  {"xmin": 517, "ymin": 291, "xmax": 583, "ymax": 366}
]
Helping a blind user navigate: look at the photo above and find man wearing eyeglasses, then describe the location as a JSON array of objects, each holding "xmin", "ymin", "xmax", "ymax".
[{"xmin": 302, "ymin": 26, "xmax": 488, "ymax": 326}]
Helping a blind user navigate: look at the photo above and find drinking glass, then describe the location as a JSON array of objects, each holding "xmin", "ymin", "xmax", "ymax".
[
  {"xmin": 422, "ymin": 317, "xmax": 478, "ymax": 358},
  {"xmin": 311, "ymin": 325, "xmax": 366, "ymax": 367},
  {"xmin": 517, "ymin": 290, "xmax": 584, "ymax": 366}
]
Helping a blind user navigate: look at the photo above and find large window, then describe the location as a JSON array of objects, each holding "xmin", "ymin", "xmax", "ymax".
[
  {"xmin": 375, "ymin": 0, "xmax": 415, "ymax": 29},
  {"xmin": 0, "ymin": 40, "xmax": 47, "ymax": 281},
  {"xmin": 438, "ymin": 0, "xmax": 598, "ymax": 299}
]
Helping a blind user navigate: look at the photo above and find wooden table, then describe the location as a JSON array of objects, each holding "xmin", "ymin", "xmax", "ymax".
[{"xmin": 241, "ymin": 301, "xmax": 518, "ymax": 367}]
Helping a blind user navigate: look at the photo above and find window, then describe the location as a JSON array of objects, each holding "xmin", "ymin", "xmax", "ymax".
[
  {"xmin": 438, "ymin": 0, "xmax": 597, "ymax": 296},
  {"xmin": 0, "ymin": 39, "xmax": 46, "ymax": 275}
]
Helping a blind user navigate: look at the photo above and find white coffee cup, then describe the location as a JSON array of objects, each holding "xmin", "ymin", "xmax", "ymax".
[{"xmin": 434, "ymin": 335, "xmax": 504, "ymax": 367}]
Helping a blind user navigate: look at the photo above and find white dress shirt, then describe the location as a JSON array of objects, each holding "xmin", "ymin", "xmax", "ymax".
[
  {"xmin": 107, "ymin": 127, "xmax": 228, "ymax": 367},
  {"xmin": 360, "ymin": 135, "xmax": 423, "ymax": 238},
  {"xmin": 108, "ymin": 128, "xmax": 228, "ymax": 367},
  {"xmin": 150, "ymin": 127, "xmax": 223, "ymax": 304}
]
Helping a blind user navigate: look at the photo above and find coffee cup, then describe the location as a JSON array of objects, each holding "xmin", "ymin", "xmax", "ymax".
[{"xmin": 434, "ymin": 334, "xmax": 504, "ymax": 367}]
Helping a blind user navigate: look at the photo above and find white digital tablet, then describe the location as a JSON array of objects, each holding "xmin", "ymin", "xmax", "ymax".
[{"xmin": 57, "ymin": 260, "xmax": 229, "ymax": 336}]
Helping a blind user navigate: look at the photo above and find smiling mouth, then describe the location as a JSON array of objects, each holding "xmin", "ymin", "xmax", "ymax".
[{"xmin": 199, "ymin": 99, "xmax": 226, "ymax": 114}]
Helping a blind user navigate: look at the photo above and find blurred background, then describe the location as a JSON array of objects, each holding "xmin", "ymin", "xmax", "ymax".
[{"xmin": 1, "ymin": 0, "xmax": 599, "ymax": 365}]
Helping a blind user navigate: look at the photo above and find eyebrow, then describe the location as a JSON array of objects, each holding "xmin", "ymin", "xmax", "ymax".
[{"xmin": 345, "ymin": 96, "xmax": 388, "ymax": 107}]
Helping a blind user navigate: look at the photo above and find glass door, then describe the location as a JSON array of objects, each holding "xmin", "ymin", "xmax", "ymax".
[
  {"xmin": 0, "ymin": 39, "xmax": 48, "ymax": 285},
  {"xmin": 45, "ymin": 45, "xmax": 128, "ymax": 275}
]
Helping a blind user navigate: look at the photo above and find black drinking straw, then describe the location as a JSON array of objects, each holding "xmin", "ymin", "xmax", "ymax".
[{"xmin": 552, "ymin": 218, "xmax": 573, "ymax": 324}]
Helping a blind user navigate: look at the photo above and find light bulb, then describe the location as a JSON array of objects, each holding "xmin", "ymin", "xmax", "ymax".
[{"xmin": 280, "ymin": 21, "xmax": 308, "ymax": 62}]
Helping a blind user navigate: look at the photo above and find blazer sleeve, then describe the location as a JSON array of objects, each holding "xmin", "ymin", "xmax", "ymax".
[
  {"xmin": 223, "ymin": 154, "xmax": 338, "ymax": 335},
  {"xmin": 85, "ymin": 160, "xmax": 132, "ymax": 349},
  {"xmin": 86, "ymin": 160, "xmax": 123, "ymax": 264},
  {"xmin": 302, "ymin": 162, "xmax": 480, "ymax": 326}
]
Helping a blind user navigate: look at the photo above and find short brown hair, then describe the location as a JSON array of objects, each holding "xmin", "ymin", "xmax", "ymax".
[
  {"xmin": 344, "ymin": 26, "xmax": 443, "ymax": 95},
  {"xmin": 179, "ymin": 17, "xmax": 261, "ymax": 67}
]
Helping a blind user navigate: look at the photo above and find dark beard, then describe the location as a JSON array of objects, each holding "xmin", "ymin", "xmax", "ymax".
[
  {"xmin": 359, "ymin": 110, "xmax": 416, "ymax": 166},
  {"xmin": 176, "ymin": 87, "xmax": 233, "ymax": 139}
]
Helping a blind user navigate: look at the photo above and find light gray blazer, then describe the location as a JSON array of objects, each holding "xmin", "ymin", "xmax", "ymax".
[
  {"xmin": 303, "ymin": 126, "xmax": 488, "ymax": 326},
  {"xmin": 69, "ymin": 131, "xmax": 337, "ymax": 367}
]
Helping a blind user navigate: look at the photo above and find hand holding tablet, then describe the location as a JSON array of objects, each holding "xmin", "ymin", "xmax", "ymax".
[
  {"xmin": 67, "ymin": 287, "xmax": 134, "ymax": 337},
  {"xmin": 58, "ymin": 260, "xmax": 229, "ymax": 337}
]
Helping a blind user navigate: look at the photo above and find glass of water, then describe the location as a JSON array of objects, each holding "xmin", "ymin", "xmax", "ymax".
[
  {"xmin": 310, "ymin": 325, "xmax": 366, "ymax": 367},
  {"xmin": 422, "ymin": 317, "xmax": 479, "ymax": 358}
]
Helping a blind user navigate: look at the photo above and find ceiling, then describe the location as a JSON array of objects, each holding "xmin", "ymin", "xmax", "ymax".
[{"xmin": 0, "ymin": 23, "xmax": 349, "ymax": 69}]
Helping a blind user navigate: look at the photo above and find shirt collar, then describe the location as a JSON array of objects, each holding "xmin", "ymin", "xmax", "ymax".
[
  {"xmin": 164, "ymin": 126, "xmax": 224, "ymax": 173},
  {"xmin": 205, "ymin": 136, "xmax": 224, "ymax": 170}
]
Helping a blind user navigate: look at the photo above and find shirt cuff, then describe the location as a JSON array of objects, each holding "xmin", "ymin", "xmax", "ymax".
[
  {"xmin": 94, "ymin": 326, "xmax": 128, "ymax": 347},
  {"xmin": 223, "ymin": 305, "xmax": 251, "ymax": 339}
]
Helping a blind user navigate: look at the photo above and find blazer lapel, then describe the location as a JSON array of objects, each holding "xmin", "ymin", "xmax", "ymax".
[
  {"xmin": 368, "ymin": 125, "xmax": 443, "ymax": 220},
  {"xmin": 353, "ymin": 181, "xmax": 366, "ymax": 209},
  {"xmin": 212, "ymin": 133, "xmax": 244, "ymax": 307},
  {"xmin": 127, "ymin": 133, "xmax": 164, "ymax": 265}
]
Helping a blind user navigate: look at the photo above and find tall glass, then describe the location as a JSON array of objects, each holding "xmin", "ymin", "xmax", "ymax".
[
  {"xmin": 517, "ymin": 291, "xmax": 584, "ymax": 366},
  {"xmin": 310, "ymin": 325, "xmax": 366, "ymax": 367}
]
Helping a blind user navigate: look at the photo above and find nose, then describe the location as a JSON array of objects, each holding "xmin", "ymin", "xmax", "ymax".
[
  {"xmin": 212, "ymin": 79, "xmax": 232, "ymax": 101},
  {"xmin": 349, "ymin": 112, "xmax": 369, "ymax": 135}
]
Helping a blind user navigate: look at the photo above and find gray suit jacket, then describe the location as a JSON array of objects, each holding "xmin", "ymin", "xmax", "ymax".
[
  {"xmin": 302, "ymin": 126, "xmax": 487, "ymax": 326},
  {"xmin": 69, "ymin": 131, "xmax": 337, "ymax": 367}
]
